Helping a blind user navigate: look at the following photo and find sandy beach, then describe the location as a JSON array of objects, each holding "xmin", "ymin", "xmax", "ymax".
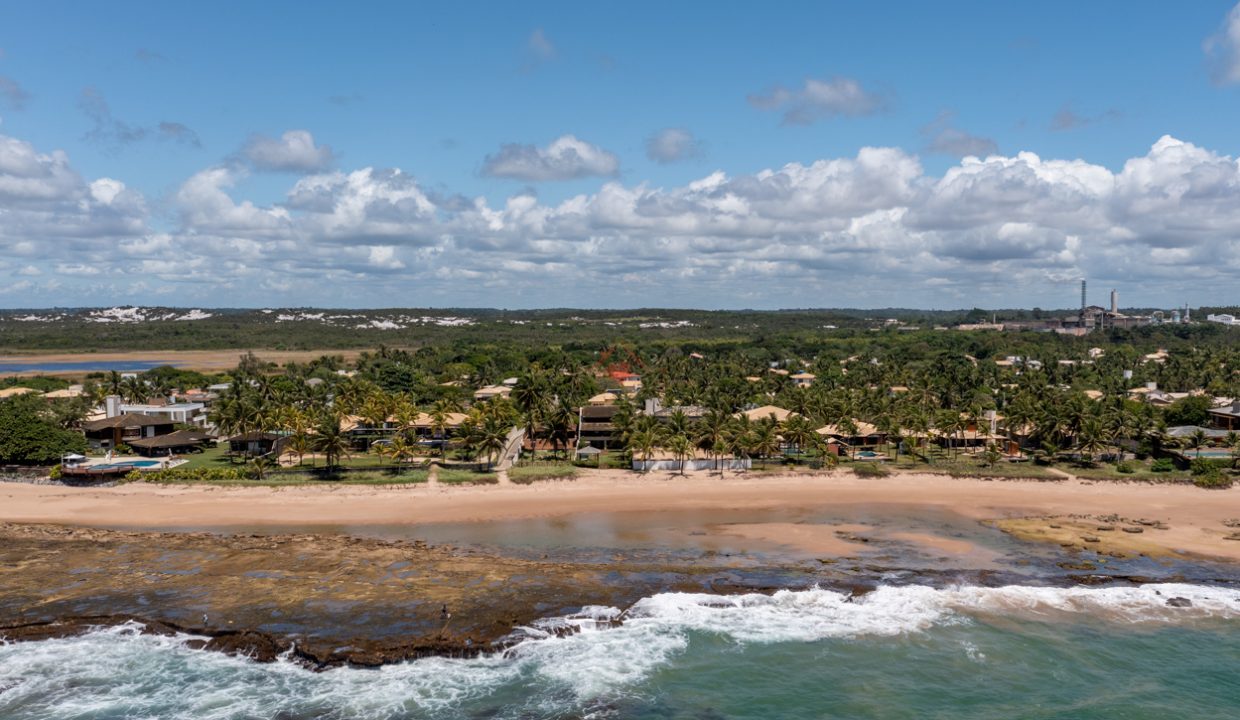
[{"xmin": 4, "ymin": 469, "xmax": 1239, "ymax": 561}]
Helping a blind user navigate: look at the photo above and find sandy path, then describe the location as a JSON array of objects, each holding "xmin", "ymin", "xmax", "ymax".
[{"xmin": 3, "ymin": 470, "xmax": 1238, "ymax": 560}]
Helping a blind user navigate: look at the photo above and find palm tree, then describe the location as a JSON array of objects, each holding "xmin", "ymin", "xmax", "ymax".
[
  {"xmin": 248, "ymin": 454, "xmax": 275, "ymax": 481},
  {"xmin": 628, "ymin": 427, "xmax": 658, "ymax": 473},
  {"xmin": 545, "ymin": 401, "xmax": 576, "ymax": 460},
  {"xmin": 104, "ymin": 371, "xmax": 124, "ymax": 397},
  {"xmin": 667, "ymin": 433, "xmax": 692, "ymax": 476},
  {"xmin": 429, "ymin": 406, "xmax": 451, "ymax": 458},
  {"xmin": 379, "ymin": 435, "xmax": 418, "ymax": 472},
  {"xmin": 750, "ymin": 420, "xmax": 782, "ymax": 466},
  {"xmin": 695, "ymin": 410, "xmax": 730, "ymax": 472},
  {"xmin": 1076, "ymin": 416, "xmax": 1108, "ymax": 464},
  {"xmin": 780, "ymin": 415, "xmax": 815, "ymax": 457},
  {"xmin": 121, "ymin": 376, "xmax": 148, "ymax": 404},
  {"xmin": 471, "ymin": 413, "xmax": 511, "ymax": 470},
  {"xmin": 287, "ymin": 431, "xmax": 312, "ymax": 467},
  {"xmin": 512, "ymin": 369, "xmax": 549, "ymax": 452},
  {"xmin": 1188, "ymin": 428, "xmax": 1208, "ymax": 459},
  {"xmin": 313, "ymin": 414, "xmax": 351, "ymax": 471}
]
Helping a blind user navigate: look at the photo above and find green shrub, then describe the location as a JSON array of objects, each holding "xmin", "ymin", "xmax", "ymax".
[
  {"xmin": 1150, "ymin": 458, "xmax": 1175, "ymax": 473},
  {"xmin": 852, "ymin": 462, "xmax": 889, "ymax": 477},
  {"xmin": 134, "ymin": 466, "xmax": 249, "ymax": 483},
  {"xmin": 1115, "ymin": 461, "xmax": 1135, "ymax": 474},
  {"xmin": 1193, "ymin": 470, "xmax": 1233, "ymax": 489},
  {"xmin": 1190, "ymin": 458, "xmax": 1228, "ymax": 476},
  {"xmin": 48, "ymin": 464, "xmax": 63, "ymax": 480}
]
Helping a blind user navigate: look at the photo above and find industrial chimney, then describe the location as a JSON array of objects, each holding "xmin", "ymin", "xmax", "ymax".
[
  {"xmin": 1080, "ymin": 279, "xmax": 1087, "ymax": 311},
  {"xmin": 1110, "ymin": 289, "xmax": 1118, "ymax": 314}
]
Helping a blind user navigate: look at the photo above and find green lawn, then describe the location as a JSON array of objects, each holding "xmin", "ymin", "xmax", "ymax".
[
  {"xmin": 175, "ymin": 443, "xmax": 232, "ymax": 470},
  {"xmin": 1061, "ymin": 461, "xmax": 1195, "ymax": 484}
]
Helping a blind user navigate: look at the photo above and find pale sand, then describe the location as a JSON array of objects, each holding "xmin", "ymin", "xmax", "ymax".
[
  {"xmin": 0, "ymin": 349, "xmax": 364, "ymax": 374},
  {"xmin": 2, "ymin": 470, "xmax": 1238, "ymax": 560},
  {"xmin": 709, "ymin": 522, "xmax": 875, "ymax": 556}
]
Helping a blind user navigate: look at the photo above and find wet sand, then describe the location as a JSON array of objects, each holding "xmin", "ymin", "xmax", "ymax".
[{"xmin": 2, "ymin": 469, "xmax": 1238, "ymax": 561}]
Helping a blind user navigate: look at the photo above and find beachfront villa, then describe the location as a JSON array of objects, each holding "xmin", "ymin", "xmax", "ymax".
[
  {"xmin": 80, "ymin": 413, "xmax": 177, "ymax": 450},
  {"xmin": 1209, "ymin": 402, "xmax": 1240, "ymax": 431}
]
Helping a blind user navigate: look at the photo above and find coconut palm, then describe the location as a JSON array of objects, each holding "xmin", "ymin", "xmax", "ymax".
[
  {"xmin": 248, "ymin": 454, "xmax": 275, "ymax": 481},
  {"xmin": 473, "ymin": 413, "xmax": 511, "ymax": 470},
  {"xmin": 627, "ymin": 427, "xmax": 658, "ymax": 473},
  {"xmin": 779, "ymin": 415, "xmax": 816, "ymax": 456},
  {"xmin": 1188, "ymin": 428, "xmax": 1208, "ymax": 459},
  {"xmin": 1075, "ymin": 416, "xmax": 1108, "ymax": 464},
  {"xmin": 287, "ymin": 431, "xmax": 312, "ymax": 467},
  {"xmin": 667, "ymin": 433, "xmax": 692, "ymax": 476},
  {"xmin": 750, "ymin": 420, "xmax": 782, "ymax": 467},
  {"xmin": 313, "ymin": 414, "xmax": 351, "ymax": 471}
]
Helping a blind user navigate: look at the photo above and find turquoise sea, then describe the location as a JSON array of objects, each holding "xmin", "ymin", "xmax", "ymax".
[{"xmin": 2, "ymin": 583, "xmax": 1238, "ymax": 719}]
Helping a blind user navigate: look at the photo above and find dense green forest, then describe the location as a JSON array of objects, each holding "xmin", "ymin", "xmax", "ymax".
[{"xmin": 1, "ymin": 306, "xmax": 1238, "ymax": 353}]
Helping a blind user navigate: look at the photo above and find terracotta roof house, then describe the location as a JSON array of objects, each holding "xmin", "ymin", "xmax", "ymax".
[{"xmin": 738, "ymin": 405, "xmax": 796, "ymax": 423}]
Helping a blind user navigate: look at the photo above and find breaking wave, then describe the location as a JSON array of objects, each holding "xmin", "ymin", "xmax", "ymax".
[{"xmin": 1, "ymin": 583, "xmax": 1237, "ymax": 719}]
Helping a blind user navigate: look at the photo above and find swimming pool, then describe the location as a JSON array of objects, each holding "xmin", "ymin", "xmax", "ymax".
[
  {"xmin": 1184, "ymin": 450, "xmax": 1234, "ymax": 459},
  {"xmin": 92, "ymin": 461, "xmax": 162, "ymax": 470}
]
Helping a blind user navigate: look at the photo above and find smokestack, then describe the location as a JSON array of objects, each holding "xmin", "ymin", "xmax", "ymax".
[
  {"xmin": 1080, "ymin": 279, "xmax": 1087, "ymax": 311},
  {"xmin": 1110, "ymin": 289, "xmax": 1117, "ymax": 314}
]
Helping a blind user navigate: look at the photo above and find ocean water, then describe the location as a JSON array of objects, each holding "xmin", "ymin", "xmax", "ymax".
[{"xmin": 2, "ymin": 583, "xmax": 1238, "ymax": 720}]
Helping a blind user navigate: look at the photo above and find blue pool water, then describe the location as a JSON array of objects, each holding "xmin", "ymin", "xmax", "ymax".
[{"xmin": 93, "ymin": 461, "xmax": 161, "ymax": 470}]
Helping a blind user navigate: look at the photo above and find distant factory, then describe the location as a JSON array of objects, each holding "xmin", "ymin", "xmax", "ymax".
[{"xmin": 958, "ymin": 280, "xmax": 1197, "ymax": 335}]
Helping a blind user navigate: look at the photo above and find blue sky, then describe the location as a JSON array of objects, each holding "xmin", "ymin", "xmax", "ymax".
[{"xmin": 1, "ymin": 1, "xmax": 1239, "ymax": 309}]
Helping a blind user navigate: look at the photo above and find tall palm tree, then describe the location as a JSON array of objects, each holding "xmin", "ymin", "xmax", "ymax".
[
  {"xmin": 287, "ymin": 431, "xmax": 312, "ymax": 467},
  {"xmin": 780, "ymin": 415, "xmax": 815, "ymax": 456},
  {"xmin": 473, "ymin": 414, "xmax": 511, "ymax": 470},
  {"xmin": 429, "ymin": 406, "xmax": 451, "ymax": 458},
  {"xmin": 628, "ymin": 427, "xmax": 658, "ymax": 473},
  {"xmin": 313, "ymin": 414, "xmax": 351, "ymax": 471},
  {"xmin": 1076, "ymin": 416, "xmax": 1108, "ymax": 464},
  {"xmin": 121, "ymin": 376, "xmax": 148, "ymax": 404},
  {"xmin": 667, "ymin": 433, "xmax": 692, "ymax": 476},
  {"xmin": 695, "ymin": 410, "xmax": 731, "ymax": 471},
  {"xmin": 751, "ymin": 420, "xmax": 782, "ymax": 467},
  {"xmin": 104, "ymin": 371, "xmax": 124, "ymax": 397},
  {"xmin": 545, "ymin": 401, "xmax": 576, "ymax": 460},
  {"xmin": 1188, "ymin": 428, "xmax": 1208, "ymax": 459}
]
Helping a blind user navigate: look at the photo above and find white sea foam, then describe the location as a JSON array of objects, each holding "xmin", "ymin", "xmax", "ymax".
[{"xmin": 1, "ymin": 584, "xmax": 1237, "ymax": 719}]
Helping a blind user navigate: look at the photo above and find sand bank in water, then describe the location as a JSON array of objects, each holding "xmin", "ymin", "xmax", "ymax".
[{"xmin": 2, "ymin": 470, "xmax": 1238, "ymax": 561}]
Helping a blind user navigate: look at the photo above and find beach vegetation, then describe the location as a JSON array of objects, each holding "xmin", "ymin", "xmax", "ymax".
[{"xmin": 0, "ymin": 394, "xmax": 88, "ymax": 464}]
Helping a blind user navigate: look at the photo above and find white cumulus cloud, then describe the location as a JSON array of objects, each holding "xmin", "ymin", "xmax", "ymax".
[
  {"xmin": 242, "ymin": 130, "xmax": 335, "ymax": 173},
  {"xmin": 481, "ymin": 135, "xmax": 619, "ymax": 181},
  {"xmin": 1205, "ymin": 2, "xmax": 1240, "ymax": 85},
  {"xmin": 646, "ymin": 128, "xmax": 704, "ymax": 164}
]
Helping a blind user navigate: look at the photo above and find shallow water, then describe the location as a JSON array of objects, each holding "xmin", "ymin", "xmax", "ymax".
[
  {"xmin": 0, "ymin": 360, "xmax": 172, "ymax": 374},
  {"xmin": 3, "ymin": 583, "xmax": 1238, "ymax": 719}
]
